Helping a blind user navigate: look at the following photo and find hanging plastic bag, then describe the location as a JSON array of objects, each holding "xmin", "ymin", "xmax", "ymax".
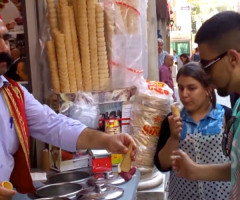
[
  {"xmin": 69, "ymin": 92, "xmax": 100, "ymax": 129},
  {"xmin": 131, "ymin": 78, "xmax": 173, "ymax": 168}
]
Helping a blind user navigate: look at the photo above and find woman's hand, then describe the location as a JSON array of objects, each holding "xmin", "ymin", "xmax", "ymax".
[
  {"xmin": 171, "ymin": 149, "xmax": 231, "ymax": 181},
  {"xmin": 168, "ymin": 115, "xmax": 182, "ymax": 140},
  {"xmin": 0, "ymin": 186, "xmax": 16, "ymax": 200},
  {"xmin": 156, "ymin": 115, "xmax": 182, "ymax": 171},
  {"xmin": 171, "ymin": 149, "xmax": 197, "ymax": 180}
]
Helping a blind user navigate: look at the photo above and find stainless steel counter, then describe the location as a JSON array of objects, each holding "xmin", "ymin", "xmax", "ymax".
[{"xmin": 13, "ymin": 167, "xmax": 140, "ymax": 200}]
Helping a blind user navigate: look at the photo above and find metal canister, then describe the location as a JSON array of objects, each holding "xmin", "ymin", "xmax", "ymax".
[{"xmin": 89, "ymin": 150, "xmax": 112, "ymax": 174}]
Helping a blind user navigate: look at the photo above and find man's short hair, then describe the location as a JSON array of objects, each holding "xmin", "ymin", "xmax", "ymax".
[
  {"xmin": 164, "ymin": 53, "xmax": 173, "ymax": 62},
  {"xmin": 195, "ymin": 11, "xmax": 240, "ymax": 53}
]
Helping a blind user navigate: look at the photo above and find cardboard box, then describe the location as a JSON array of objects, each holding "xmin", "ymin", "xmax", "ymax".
[
  {"xmin": 121, "ymin": 101, "xmax": 133, "ymax": 134},
  {"xmin": 49, "ymin": 145, "xmax": 90, "ymax": 172}
]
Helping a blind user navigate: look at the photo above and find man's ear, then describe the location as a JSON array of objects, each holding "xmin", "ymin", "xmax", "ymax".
[{"xmin": 228, "ymin": 49, "xmax": 240, "ymax": 68}]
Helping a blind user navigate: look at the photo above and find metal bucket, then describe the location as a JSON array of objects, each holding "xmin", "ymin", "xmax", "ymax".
[
  {"xmin": 48, "ymin": 171, "xmax": 91, "ymax": 184},
  {"xmin": 76, "ymin": 184, "xmax": 124, "ymax": 200},
  {"xmin": 34, "ymin": 197, "xmax": 70, "ymax": 200},
  {"xmin": 35, "ymin": 182, "xmax": 83, "ymax": 199}
]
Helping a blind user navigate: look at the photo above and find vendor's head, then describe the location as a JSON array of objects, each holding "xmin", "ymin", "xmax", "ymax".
[
  {"xmin": 0, "ymin": 18, "xmax": 12, "ymax": 76},
  {"xmin": 176, "ymin": 62, "xmax": 216, "ymax": 114}
]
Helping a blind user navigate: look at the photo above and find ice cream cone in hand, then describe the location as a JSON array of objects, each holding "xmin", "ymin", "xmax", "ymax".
[
  {"xmin": 0, "ymin": 181, "xmax": 13, "ymax": 190},
  {"xmin": 171, "ymin": 102, "xmax": 181, "ymax": 117}
]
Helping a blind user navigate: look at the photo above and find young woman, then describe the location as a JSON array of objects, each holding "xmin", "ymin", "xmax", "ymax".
[{"xmin": 154, "ymin": 62, "xmax": 231, "ymax": 200}]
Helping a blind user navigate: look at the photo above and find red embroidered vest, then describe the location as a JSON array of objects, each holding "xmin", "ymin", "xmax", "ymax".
[{"xmin": 2, "ymin": 77, "xmax": 36, "ymax": 194}]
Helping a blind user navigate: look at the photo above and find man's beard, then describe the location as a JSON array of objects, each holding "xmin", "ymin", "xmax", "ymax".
[
  {"xmin": 0, "ymin": 52, "xmax": 13, "ymax": 71},
  {"xmin": 216, "ymin": 78, "xmax": 231, "ymax": 97},
  {"xmin": 217, "ymin": 87, "xmax": 229, "ymax": 97}
]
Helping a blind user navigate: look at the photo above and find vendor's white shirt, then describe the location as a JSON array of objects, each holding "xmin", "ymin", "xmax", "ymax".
[{"xmin": 0, "ymin": 75, "xmax": 87, "ymax": 181}]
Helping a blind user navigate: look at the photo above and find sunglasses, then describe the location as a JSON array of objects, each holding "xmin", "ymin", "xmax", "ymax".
[{"xmin": 200, "ymin": 51, "xmax": 228, "ymax": 72}]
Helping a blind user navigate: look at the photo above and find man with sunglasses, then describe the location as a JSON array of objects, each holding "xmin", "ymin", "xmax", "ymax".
[{"xmin": 171, "ymin": 11, "xmax": 240, "ymax": 199}]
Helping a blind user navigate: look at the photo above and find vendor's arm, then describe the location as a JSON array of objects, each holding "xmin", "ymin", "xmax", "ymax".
[
  {"xmin": 23, "ymin": 86, "xmax": 136, "ymax": 157},
  {"xmin": 171, "ymin": 149, "xmax": 231, "ymax": 181},
  {"xmin": 23, "ymin": 86, "xmax": 85, "ymax": 152},
  {"xmin": 76, "ymin": 128, "xmax": 136, "ymax": 158}
]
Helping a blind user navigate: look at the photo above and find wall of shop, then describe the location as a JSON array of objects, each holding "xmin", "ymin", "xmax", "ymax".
[
  {"xmin": 156, "ymin": 0, "xmax": 170, "ymax": 54},
  {"xmin": 24, "ymin": 1, "xmax": 43, "ymax": 102},
  {"xmin": 147, "ymin": 0, "xmax": 159, "ymax": 81}
]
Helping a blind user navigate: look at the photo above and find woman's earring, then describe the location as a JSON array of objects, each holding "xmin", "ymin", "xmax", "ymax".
[{"xmin": 209, "ymin": 94, "xmax": 213, "ymax": 101}]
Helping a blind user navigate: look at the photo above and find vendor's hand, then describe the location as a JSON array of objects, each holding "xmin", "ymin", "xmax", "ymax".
[
  {"xmin": 107, "ymin": 133, "xmax": 136, "ymax": 161},
  {"xmin": 168, "ymin": 115, "xmax": 182, "ymax": 140},
  {"xmin": 0, "ymin": 186, "xmax": 16, "ymax": 200},
  {"xmin": 171, "ymin": 149, "xmax": 197, "ymax": 180}
]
